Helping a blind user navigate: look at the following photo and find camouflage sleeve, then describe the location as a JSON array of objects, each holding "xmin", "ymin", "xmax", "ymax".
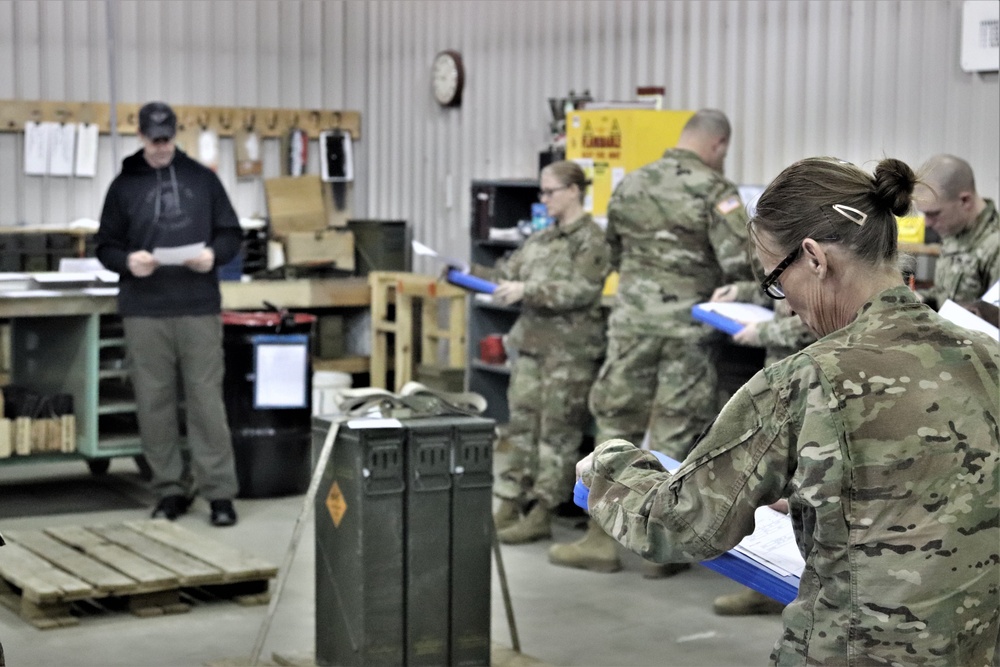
[
  {"xmin": 523, "ymin": 232, "xmax": 610, "ymax": 311},
  {"xmin": 585, "ymin": 370, "xmax": 793, "ymax": 563},
  {"xmin": 756, "ymin": 313, "xmax": 815, "ymax": 352},
  {"xmin": 470, "ymin": 245, "xmax": 526, "ymax": 283},
  {"xmin": 706, "ymin": 188, "xmax": 755, "ymax": 284},
  {"xmin": 605, "ymin": 197, "xmax": 624, "ymax": 271},
  {"xmin": 725, "ymin": 279, "xmax": 773, "ymax": 307}
]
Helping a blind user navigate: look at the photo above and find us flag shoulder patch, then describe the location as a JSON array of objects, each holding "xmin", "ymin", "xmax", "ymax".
[{"xmin": 716, "ymin": 196, "xmax": 741, "ymax": 215}]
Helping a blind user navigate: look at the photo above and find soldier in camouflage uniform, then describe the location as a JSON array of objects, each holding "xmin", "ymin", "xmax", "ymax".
[
  {"xmin": 914, "ymin": 154, "xmax": 999, "ymax": 312},
  {"xmin": 550, "ymin": 109, "xmax": 754, "ymax": 575},
  {"xmin": 467, "ymin": 161, "xmax": 610, "ymax": 544},
  {"xmin": 578, "ymin": 157, "xmax": 1000, "ymax": 666}
]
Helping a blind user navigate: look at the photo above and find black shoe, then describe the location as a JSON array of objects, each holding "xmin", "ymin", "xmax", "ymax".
[
  {"xmin": 151, "ymin": 495, "xmax": 191, "ymax": 521},
  {"xmin": 210, "ymin": 499, "xmax": 238, "ymax": 527}
]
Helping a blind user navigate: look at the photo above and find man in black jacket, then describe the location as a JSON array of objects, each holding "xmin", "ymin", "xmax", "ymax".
[{"xmin": 96, "ymin": 101, "xmax": 241, "ymax": 527}]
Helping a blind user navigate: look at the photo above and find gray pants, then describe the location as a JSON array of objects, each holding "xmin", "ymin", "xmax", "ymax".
[{"xmin": 123, "ymin": 315, "xmax": 238, "ymax": 500}]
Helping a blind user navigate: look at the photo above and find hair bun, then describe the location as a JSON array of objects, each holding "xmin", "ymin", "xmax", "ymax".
[{"xmin": 872, "ymin": 158, "xmax": 916, "ymax": 217}]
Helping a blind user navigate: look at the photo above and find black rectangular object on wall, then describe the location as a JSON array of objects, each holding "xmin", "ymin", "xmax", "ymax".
[{"xmin": 313, "ymin": 417, "xmax": 406, "ymax": 667}]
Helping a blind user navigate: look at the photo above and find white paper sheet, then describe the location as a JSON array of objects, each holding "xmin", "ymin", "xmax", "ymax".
[
  {"xmin": 938, "ymin": 299, "xmax": 1000, "ymax": 341},
  {"xmin": 24, "ymin": 121, "xmax": 52, "ymax": 175},
  {"xmin": 254, "ymin": 342, "xmax": 309, "ymax": 408},
  {"xmin": 733, "ymin": 506, "xmax": 805, "ymax": 578},
  {"xmin": 981, "ymin": 280, "xmax": 1000, "ymax": 307},
  {"xmin": 75, "ymin": 122, "xmax": 100, "ymax": 177},
  {"xmin": 411, "ymin": 240, "xmax": 469, "ymax": 273},
  {"xmin": 49, "ymin": 123, "xmax": 76, "ymax": 176},
  {"xmin": 152, "ymin": 242, "xmax": 206, "ymax": 266}
]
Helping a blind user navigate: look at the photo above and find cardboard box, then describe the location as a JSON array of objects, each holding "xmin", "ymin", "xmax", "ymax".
[
  {"xmin": 264, "ymin": 175, "xmax": 350, "ymax": 236},
  {"xmin": 283, "ymin": 228, "xmax": 355, "ymax": 270}
]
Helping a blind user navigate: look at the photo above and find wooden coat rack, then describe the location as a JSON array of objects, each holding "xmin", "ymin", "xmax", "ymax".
[{"xmin": 0, "ymin": 100, "xmax": 361, "ymax": 140}]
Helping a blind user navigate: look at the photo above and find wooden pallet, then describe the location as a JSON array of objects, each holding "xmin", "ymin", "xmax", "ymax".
[{"xmin": 0, "ymin": 519, "xmax": 277, "ymax": 629}]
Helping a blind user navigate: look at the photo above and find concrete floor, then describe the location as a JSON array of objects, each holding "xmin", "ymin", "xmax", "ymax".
[{"xmin": 0, "ymin": 456, "xmax": 784, "ymax": 667}]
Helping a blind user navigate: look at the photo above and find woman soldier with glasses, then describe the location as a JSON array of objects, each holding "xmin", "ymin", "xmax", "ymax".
[{"xmin": 576, "ymin": 157, "xmax": 999, "ymax": 665}]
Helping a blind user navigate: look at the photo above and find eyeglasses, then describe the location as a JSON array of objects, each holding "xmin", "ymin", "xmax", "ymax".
[
  {"xmin": 760, "ymin": 246, "xmax": 801, "ymax": 299},
  {"xmin": 538, "ymin": 185, "xmax": 570, "ymax": 199}
]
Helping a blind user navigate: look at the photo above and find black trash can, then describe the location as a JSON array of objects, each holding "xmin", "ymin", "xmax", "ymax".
[{"xmin": 222, "ymin": 311, "xmax": 316, "ymax": 498}]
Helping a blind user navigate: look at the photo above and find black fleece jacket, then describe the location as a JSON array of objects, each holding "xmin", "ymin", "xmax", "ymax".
[{"xmin": 96, "ymin": 148, "xmax": 242, "ymax": 317}]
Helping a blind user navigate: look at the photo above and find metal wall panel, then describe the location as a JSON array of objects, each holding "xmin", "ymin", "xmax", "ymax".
[{"xmin": 0, "ymin": 0, "xmax": 996, "ymax": 277}]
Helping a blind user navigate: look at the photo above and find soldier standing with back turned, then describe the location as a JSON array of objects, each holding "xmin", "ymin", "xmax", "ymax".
[{"xmin": 549, "ymin": 109, "xmax": 755, "ymax": 576}]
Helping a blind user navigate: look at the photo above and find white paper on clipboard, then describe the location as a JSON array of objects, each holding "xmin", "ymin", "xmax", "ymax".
[{"xmin": 254, "ymin": 337, "xmax": 309, "ymax": 408}]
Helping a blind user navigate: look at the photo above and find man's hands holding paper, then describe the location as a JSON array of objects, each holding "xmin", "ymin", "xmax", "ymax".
[
  {"xmin": 128, "ymin": 250, "xmax": 158, "ymax": 278},
  {"xmin": 184, "ymin": 247, "xmax": 216, "ymax": 273},
  {"xmin": 493, "ymin": 280, "xmax": 525, "ymax": 306},
  {"xmin": 128, "ymin": 245, "xmax": 215, "ymax": 276}
]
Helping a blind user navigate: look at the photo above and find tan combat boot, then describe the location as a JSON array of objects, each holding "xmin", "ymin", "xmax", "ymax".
[
  {"xmin": 547, "ymin": 520, "xmax": 622, "ymax": 572},
  {"xmin": 713, "ymin": 588, "xmax": 785, "ymax": 616},
  {"xmin": 493, "ymin": 498, "xmax": 521, "ymax": 531},
  {"xmin": 496, "ymin": 502, "xmax": 552, "ymax": 544},
  {"xmin": 640, "ymin": 559, "xmax": 691, "ymax": 579}
]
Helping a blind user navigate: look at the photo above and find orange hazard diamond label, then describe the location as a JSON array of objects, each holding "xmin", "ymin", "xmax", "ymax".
[{"xmin": 326, "ymin": 481, "xmax": 348, "ymax": 528}]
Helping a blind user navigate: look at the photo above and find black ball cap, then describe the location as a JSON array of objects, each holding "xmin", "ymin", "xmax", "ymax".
[{"xmin": 138, "ymin": 101, "xmax": 177, "ymax": 140}]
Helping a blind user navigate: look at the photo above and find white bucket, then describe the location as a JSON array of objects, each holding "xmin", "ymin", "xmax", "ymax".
[{"xmin": 312, "ymin": 371, "xmax": 352, "ymax": 416}]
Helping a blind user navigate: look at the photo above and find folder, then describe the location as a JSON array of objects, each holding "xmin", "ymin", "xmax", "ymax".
[
  {"xmin": 574, "ymin": 451, "xmax": 801, "ymax": 605},
  {"xmin": 691, "ymin": 302, "xmax": 775, "ymax": 335}
]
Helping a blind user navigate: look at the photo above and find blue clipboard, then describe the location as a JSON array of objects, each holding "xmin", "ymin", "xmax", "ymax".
[
  {"xmin": 691, "ymin": 304, "xmax": 746, "ymax": 335},
  {"xmin": 574, "ymin": 451, "xmax": 800, "ymax": 605},
  {"xmin": 447, "ymin": 269, "xmax": 497, "ymax": 294}
]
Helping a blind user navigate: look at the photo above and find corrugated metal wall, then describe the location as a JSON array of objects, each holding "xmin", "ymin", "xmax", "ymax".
[{"xmin": 0, "ymin": 0, "xmax": 996, "ymax": 274}]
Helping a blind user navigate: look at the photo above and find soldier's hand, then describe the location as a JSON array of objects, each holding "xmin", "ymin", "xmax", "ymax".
[
  {"xmin": 127, "ymin": 250, "xmax": 158, "ymax": 278},
  {"xmin": 493, "ymin": 280, "xmax": 525, "ymax": 306},
  {"xmin": 184, "ymin": 248, "xmax": 216, "ymax": 273},
  {"xmin": 732, "ymin": 321, "xmax": 762, "ymax": 347},
  {"xmin": 711, "ymin": 284, "xmax": 738, "ymax": 302}
]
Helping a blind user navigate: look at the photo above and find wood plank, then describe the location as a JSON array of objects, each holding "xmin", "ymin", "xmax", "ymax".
[
  {"xmin": 3, "ymin": 530, "xmax": 135, "ymax": 594},
  {"xmin": 123, "ymin": 520, "xmax": 277, "ymax": 582},
  {"xmin": 0, "ymin": 541, "xmax": 94, "ymax": 603},
  {"xmin": 45, "ymin": 526, "xmax": 179, "ymax": 591},
  {"xmin": 87, "ymin": 524, "xmax": 222, "ymax": 586}
]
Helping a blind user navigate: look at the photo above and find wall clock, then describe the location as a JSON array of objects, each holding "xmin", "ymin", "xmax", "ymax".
[{"xmin": 432, "ymin": 50, "xmax": 464, "ymax": 108}]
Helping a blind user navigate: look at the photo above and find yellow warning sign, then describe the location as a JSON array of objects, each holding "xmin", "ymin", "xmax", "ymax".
[{"xmin": 326, "ymin": 481, "xmax": 348, "ymax": 527}]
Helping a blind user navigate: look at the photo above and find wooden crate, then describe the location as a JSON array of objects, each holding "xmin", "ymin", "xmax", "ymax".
[
  {"xmin": 368, "ymin": 271, "xmax": 467, "ymax": 392},
  {"xmin": 0, "ymin": 520, "xmax": 277, "ymax": 628}
]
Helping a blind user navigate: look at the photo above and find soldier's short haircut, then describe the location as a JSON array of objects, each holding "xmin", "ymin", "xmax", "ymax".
[
  {"xmin": 682, "ymin": 109, "xmax": 731, "ymax": 141},
  {"xmin": 919, "ymin": 154, "xmax": 977, "ymax": 201}
]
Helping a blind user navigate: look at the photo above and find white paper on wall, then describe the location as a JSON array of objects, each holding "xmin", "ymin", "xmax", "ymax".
[
  {"xmin": 75, "ymin": 123, "xmax": 100, "ymax": 177},
  {"xmin": 24, "ymin": 121, "xmax": 52, "ymax": 175},
  {"xmin": 49, "ymin": 123, "xmax": 77, "ymax": 176}
]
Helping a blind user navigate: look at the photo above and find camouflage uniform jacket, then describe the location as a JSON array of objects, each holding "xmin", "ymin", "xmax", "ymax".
[
  {"xmin": 606, "ymin": 147, "xmax": 754, "ymax": 339},
  {"xmin": 472, "ymin": 213, "xmax": 610, "ymax": 360},
  {"xmin": 922, "ymin": 198, "xmax": 1000, "ymax": 309},
  {"xmin": 585, "ymin": 285, "xmax": 1000, "ymax": 665}
]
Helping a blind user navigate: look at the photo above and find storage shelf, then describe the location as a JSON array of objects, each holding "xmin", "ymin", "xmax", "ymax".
[{"xmin": 97, "ymin": 399, "xmax": 138, "ymax": 415}]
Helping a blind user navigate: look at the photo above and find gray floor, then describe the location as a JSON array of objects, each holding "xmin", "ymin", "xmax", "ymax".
[{"xmin": 0, "ymin": 457, "xmax": 783, "ymax": 667}]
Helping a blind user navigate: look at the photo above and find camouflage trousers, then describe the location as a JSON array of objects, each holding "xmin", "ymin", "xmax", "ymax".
[
  {"xmin": 494, "ymin": 352, "xmax": 601, "ymax": 508},
  {"xmin": 588, "ymin": 333, "xmax": 718, "ymax": 460}
]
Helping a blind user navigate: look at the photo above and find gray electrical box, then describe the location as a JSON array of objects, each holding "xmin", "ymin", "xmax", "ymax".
[{"xmin": 313, "ymin": 414, "xmax": 495, "ymax": 667}]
